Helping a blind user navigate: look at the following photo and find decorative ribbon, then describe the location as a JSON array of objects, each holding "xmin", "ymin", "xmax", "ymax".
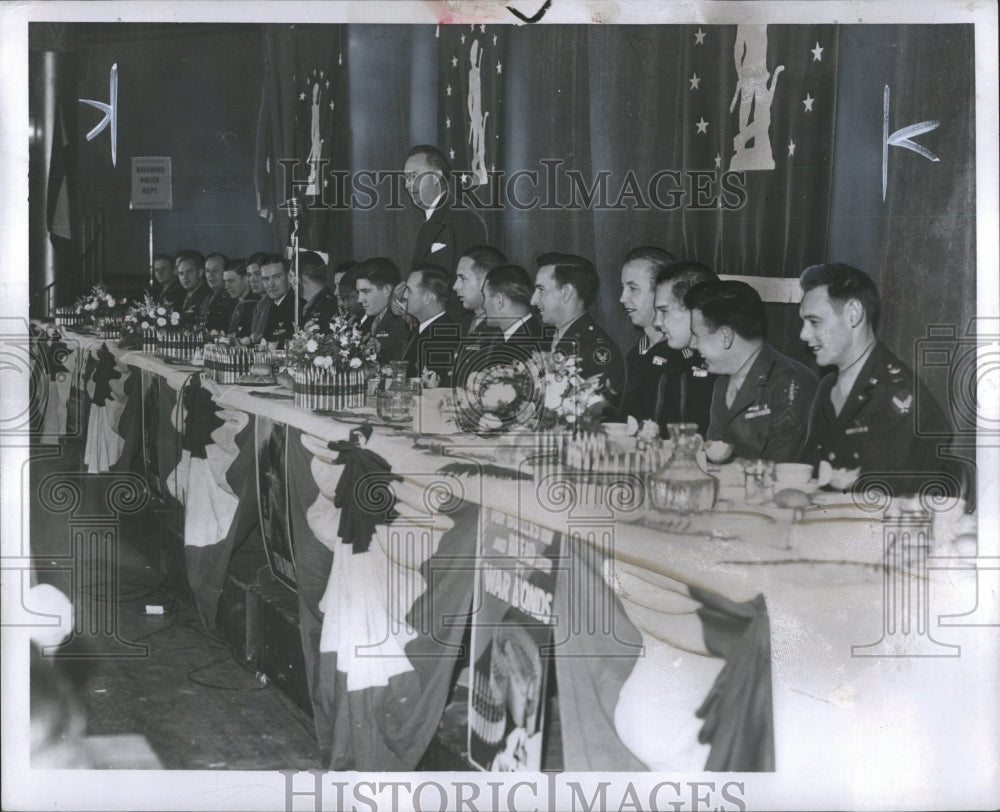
[
  {"xmin": 328, "ymin": 428, "xmax": 400, "ymax": 554},
  {"xmin": 89, "ymin": 345, "xmax": 121, "ymax": 407},
  {"xmin": 181, "ymin": 373, "xmax": 225, "ymax": 459}
]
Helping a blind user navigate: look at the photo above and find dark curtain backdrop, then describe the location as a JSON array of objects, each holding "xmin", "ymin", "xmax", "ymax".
[
  {"xmin": 71, "ymin": 26, "xmax": 272, "ymax": 266},
  {"xmin": 252, "ymin": 25, "xmax": 975, "ymax": 399}
]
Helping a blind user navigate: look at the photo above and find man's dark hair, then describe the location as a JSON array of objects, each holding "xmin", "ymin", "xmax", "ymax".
[
  {"xmin": 225, "ymin": 259, "xmax": 248, "ymax": 277},
  {"xmin": 206, "ymin": 251, "xmax": 229, "ymax": 267},
  {"xmin": 338, "ymin": 265, "xmax": 361, "ymax": 295},
  {"xmin": 176, "ymin": 250, "xmax": 205, "ymax": 270},
  {"xmin": 153, "ymin": 252, "xmax": 173, "ymax": 265},
  {"xmin": 656, "ymin": 261, "xmax": 719, "ymax": 304},
  {"xmin": 684, "ymin": 280, "xmax": 766, "ymax": 340},
  {"xmin": 354, "ymin": 257, "xmax": 401, "ymax": 290},
  {"xmin": 460, "ymin": 245, "xmax": 507, "ymax": 276},
  {"xmin": 624, "ymin": 246, "xmax": 676, "ymax": 287},
  {"xmin": 298, "ymin": 251, "xmax": 327, "ymax": 283},
  {"xmin": 800, "ymin": 262, "xmax": 881, "ymax": 333},
  {"xmin": 248, "ymin": 252, "xmax": 269, "ymax": 268},
  {"xmin": 484, "ymin": 264, "xmax": 534, "ymax": 307},
  {"xmin": 412, "ymin": 265, "xmax": 450, "ymax": 304},
  {"xmin": 537, "ymin": 252, "xmax": 599, "ymax": 307},
  {"xmin": 335, "ymin": 260, "xmax": 357, "ymax": 276},
  {"xmin": 406, "ymin": 144, "xmax": 451, "ymax": 177},
  {"xmin": 260, "ymin": 254, "xmax": 287, "ymax": 272}
]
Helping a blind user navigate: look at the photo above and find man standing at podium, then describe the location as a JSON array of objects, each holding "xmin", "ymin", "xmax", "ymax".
[{"xmin": 404, "ymin": 145, "xmax": 487, "ymax": 282}]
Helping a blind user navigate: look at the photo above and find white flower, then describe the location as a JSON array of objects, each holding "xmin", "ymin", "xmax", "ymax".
[
  {"xmin": 140, "ymin": 320, "xmax": 150, "ymax": 330},
  {"xmin": 481, "ymin": 382, "xmax": 517, "ymax": 410},
  {"xmin": 349, "ymin": 356, "xmax": 362, "ymax": 369},
  {"xmin": 156, "ymin": 317, "xmax": 167, "ymax": 327},
  {"xmin": 306, "ymin": 338, "xmax": 319, "ymax": 353},
  {"xmin": 479, "ymin": 414, "xmax": 504, "ymax": 431},
  {"xmin": 170, "ymin": 312, "xmax": 180, "ymax": 325},
  {"xmin": 105, "ymin": 295, "xmax": 115, "ymax": 307},
  {"xmin": 544, "ymin": 381, "xmax": 567, "ymax": 410},
  {"xmin": 314, "ymin": 355, "xmax": 333, "ymax": 369}
]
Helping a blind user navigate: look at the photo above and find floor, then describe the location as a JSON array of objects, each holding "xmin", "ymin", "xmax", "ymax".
[{"xmin": 28, "ymin": 439, "xmax": 560, "ymax": 771}]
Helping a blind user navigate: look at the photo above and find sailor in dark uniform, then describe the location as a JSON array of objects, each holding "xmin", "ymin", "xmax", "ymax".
[
  {"xmin": 298, "ymin": 251, "xmax": 339, "ymax": 331},
  {"xmin": 533, "ymin": 253, "xmax": 625, "ymax": 409},
  {"xmin": 200, "ymin": 253, "xmax": 236, "ymax": 332},
  {"xmin": 798, "ymin": 263, "xmax": 957, "ymax": 493},
  {"xmin": 618, "ymin": 246, "xmax": 677, "ymax": 424},
  {"xmin": 354, "ymin": 257, "xmax": 411, "ymax": 365},
  {"xmin": 223, "ymin": 260, "xmax": 260, "ymax": 337},
  {"xmin": 176, "ymin": 251, "xmax": 211, "ymax": 318},
  {"xmin": 250, "ymin": 255, "xmax": 303, "ymax": 345},
  {"xmin": 686, "ymin": 280, "xmax": 817, "ymax": 463},
  {"xmin": 649, "ymin": 260, "xmax": 721, "ymax": 437}
]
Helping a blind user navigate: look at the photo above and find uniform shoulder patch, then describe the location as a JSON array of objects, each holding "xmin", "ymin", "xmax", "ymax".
[
  {"xmin": 891, "ymin": 392, "xmax": 913, "ymax": 415},
  {"xmin": 594, "ymin": 346, "xmax": 611, "ymax": 366}
]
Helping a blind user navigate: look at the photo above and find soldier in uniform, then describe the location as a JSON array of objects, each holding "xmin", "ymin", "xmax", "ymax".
[
  {"xmin": 224, "ymin": 259, "xmax": 260, "ymax": 338},
  {"xmin": 686, "ymin": 280, "xmax": 816, "ymax": 463},
  {"xmin": 532, "ymin": 252, "xmax": 625, "ymax": 409},
  {"xmin": 249, "ymin": 255, "xmax": 303, "ymax": 345},
  {"xmin": 798, "ymin": 263, "xmax": 956, "ymax": 493},
  {"xmin": 649, "ymin": 260, "xmax": 720, "ymax": 438},
  {"xmin": 400, "ymin": 266, "xmax": 460, "ymax": 386},
  {"xmin": 176, "ymin": 251, "xmax": 211, "ymax": 317},
  {"xmin": 453, "ymin": 245, "xmax": 506, "ymax": 337},
  {"xmin": 201, "ymin": 252, "xmax": 236, "ymax": 332},
  {"xmin": 354, "ymin": 257, "xmax": 411, "ymax": 365},
  {"xmin": 298, "ymin": 251, "xmax": 339, "ymax": 331}
]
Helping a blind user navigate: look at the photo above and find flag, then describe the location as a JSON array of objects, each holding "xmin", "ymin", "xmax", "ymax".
[
  {"xmin": 439, "ymin": 24, "xmax": 505, "ymax": 190},
  {"xmin": 46, "ymin": 103, "xmax": 72, "ymax": 242}
]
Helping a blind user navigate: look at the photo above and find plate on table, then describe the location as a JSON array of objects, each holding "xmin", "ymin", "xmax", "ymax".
[{"xmin": 234, "ymin": 375, "xmax": 278, "ymax": 386}]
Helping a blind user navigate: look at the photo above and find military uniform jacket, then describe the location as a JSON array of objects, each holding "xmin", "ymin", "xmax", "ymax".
[
  {"xmin": 251, "ymin": 293, "xmax": 303, "ymax": 344},
  {"xmin": 550, "ymin": 313, "xmax": 626, "ymax": 407},
  {"xmin": 707, "ymin": 342, "xmax": 817, "ymax": 463},
  {"xmin": 620, "ymin": 342, "xmax": 717, "ymax": 437},
  {"xmin": 181, "ymin": 281, "xmax": 211, "ymax": 317},
  {"xmin": 803, "ymin": 341, "xmax": 953, "ymax": 485},
  {"xmin": 300, "ymin": 287, "xmax": 339, "ymax": 331},
  {"xmin": 412, "ymin": 197, "xmax": 488, "ymax": 280},
  {"xmin": 202, "ymin": 288, "xmax": 237, "ymax": 333},
  {"xmin": 158, "ymin": 278, "xmax": 187, "ymax": 312},
  {"xmin": 402, "ymin": 313, "xmax": 461, "ymax": 385},
  {"xmin": 361, "ymin": 311, "xmax": 412, "ymax": 366},
  {"xmin": 228, "ymin": 293, "xmax": 261, "ymax": 337}
]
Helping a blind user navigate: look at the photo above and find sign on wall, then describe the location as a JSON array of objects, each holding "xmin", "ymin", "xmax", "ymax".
[{"xmin": 130, "ymin": 156, "xmax": 173, "ymax": 209}]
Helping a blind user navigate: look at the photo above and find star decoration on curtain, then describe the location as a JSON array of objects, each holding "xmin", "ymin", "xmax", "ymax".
[
  {"xmin": 497, "ymin": 61, "xmax": 502, "ymax": 75},
  {"xmin": 452, "ymin": 55, "xmax": 458, "ymax": 67},
  {"xmin": 811, "ymin": 42, "xmax": 824, "ymax": 61},
  {"xmin": 298, "ymin": 91, "xmax": 306, "ymax": 101},
  {"xmin": 696, "ymin": 117, "xmax": 709, "ymax": 134},
  {"xmin": 714, "ymin": 153, "xmax": 722, "ymax": 168},
  {"xmin": 689, "ymin": 72, "xmax": 701, "ymax": 90},
  {"xmin": 445, "ymin": 116, "xmax": 451, "ymax": 128},
  {"xmin": 447, "ymin": 84, "xmax": 452, "ymax": 97},
  {"xmin": 694, "ymin": 28, "xmax": 706, "ymax": 45},
  {"xmin": 460, "ymin": 33, "xmax": 465, "ymax": 44},
  {"xmin": 450, "ymin": 148, "xmax": 456, "ymax": 160},
  {"xmin": 788, "ymin": 140, "xmax": 796, "ymax": 156},
  {"xmin": 802, "ymin": 93, "xmax": 815, "ymax": 112}
]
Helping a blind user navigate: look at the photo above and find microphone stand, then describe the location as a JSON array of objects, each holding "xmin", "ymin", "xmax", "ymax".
[{"xmin": 290, "ymin": 214, "xmax": 300, "ymax": 329}]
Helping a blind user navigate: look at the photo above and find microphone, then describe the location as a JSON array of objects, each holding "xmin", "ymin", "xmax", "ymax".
[{"xmin": 285, "ymin": 197, "xmax": 301, "ymax": 230}]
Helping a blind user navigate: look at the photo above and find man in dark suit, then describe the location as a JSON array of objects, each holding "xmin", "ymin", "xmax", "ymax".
[
  {"xmin": 798, "ymin": 263, "xmax": 958, "ymax": 495},
  {"xmin": 176, "ymin": 251, "xmax": 211, "ymax": 318},
  {"xmin": 298, "ymin": 251, "xmax": 339, "ymax": 332},
  {"xmin": 647, "ymin": 260, "xmax": 720, "ymax": 438},
  {"xmin": 400, "ymin": 266, "xmax": 460, "ymax": 387},
  {"xmin": 532, "ymin": 252, "xmax": 625, "ymax": 408},
  {"xmin": 405, "ymin": 145, "xmax": 487, "ymax": 283},
  {"xmin": 354, "ymin": 257, "xmax": 411, "ymax": 365},
  {"xmin": 224, "ymin": 259, "xmax": 260, "ymax": 338},
  {"xmin": 454, "ymin": 245, "xmax": 506, "ymax": 337},
  {"xmin": 250, "ymin": 255, "xmax": 303, "ymax": 345},
  {"xmin": 686, "ymin": 280, "xmax": 817, "ymax": 463}
]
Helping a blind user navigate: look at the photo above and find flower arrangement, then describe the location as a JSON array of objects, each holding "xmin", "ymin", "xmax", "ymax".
[
  {"xmin": 75, "ymin": 283, "xmax": 126, "ymax": 318},
  {"xmin": 286, "ymin": 314, "xmax": 378, "ymax": 372},
  {"xmin": 454, "ymin": 359, "xmax": 541, "ymax": 435},
  {"xmin": 535, "ymin": 350, "xmax": 608, "ymax": 436}
]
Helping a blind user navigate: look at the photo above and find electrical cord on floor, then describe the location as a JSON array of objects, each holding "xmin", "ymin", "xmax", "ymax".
[{"xmin": 186, "ymin": 653, "xmax": 270, "ymax": 692}]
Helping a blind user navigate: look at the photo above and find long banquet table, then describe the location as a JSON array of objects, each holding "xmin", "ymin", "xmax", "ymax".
[{"xmin": 29, "ymin": 325, "xmax": 997, "ymax": 804}]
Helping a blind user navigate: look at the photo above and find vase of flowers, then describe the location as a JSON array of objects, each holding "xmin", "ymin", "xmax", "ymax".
[
  {"xmin": 286, "ymin": 315, "xmax": 377, "ymax": 411},
  {"xmin": 76, "ymin": 283, "xmax": 128, "ymax": 334}
]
